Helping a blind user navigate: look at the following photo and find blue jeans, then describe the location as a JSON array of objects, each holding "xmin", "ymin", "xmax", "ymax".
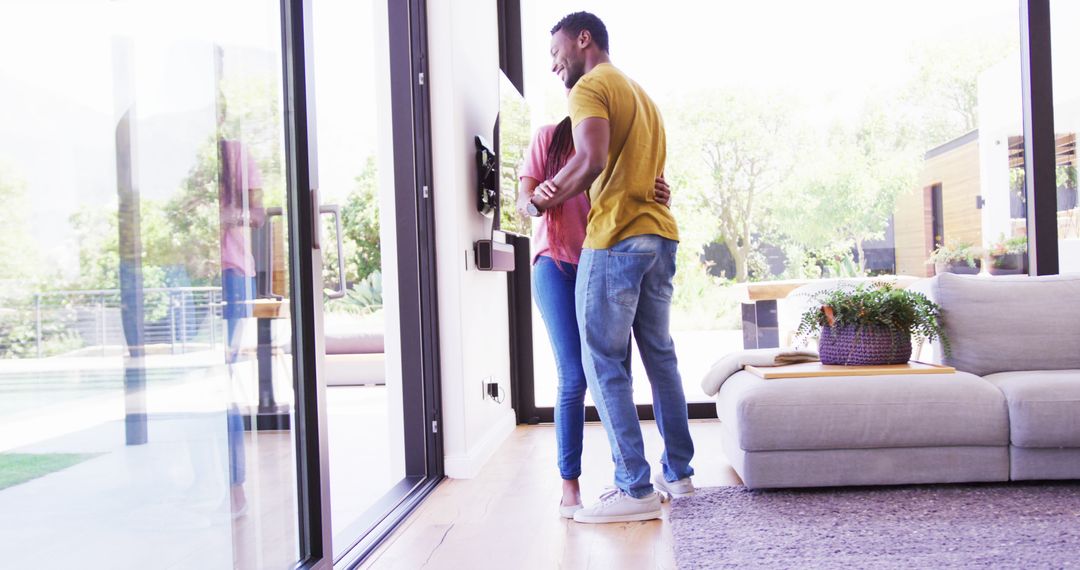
[
  {"xmin": 576, "ymin": 235, "xmax": 695, "ymax": 498},
  {"xmin": 222, "ymin": 268, "xmax": 253, "ymax": 485},
  {"xmin": 222, "ymin": 268, "xmax": 255, "ymax": 362},
  {"xmin": 533, "ymin": 256, "xmax": 587, "ymax": 480}
]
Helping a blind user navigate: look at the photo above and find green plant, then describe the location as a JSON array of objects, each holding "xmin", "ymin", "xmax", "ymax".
[
  {"xmin": 341, "ymin": 157, "xmax": 382, "ymax": 284},
  {"xmin": 988, "ymin": 233, "xmax": 1026, "ymax": 257},
  {"xmin": 928, "ymin": 242, "xmax": 980, "ymax": 268},
  {"xmin": 795, "ymin": 283, "xmax": 950, "ymax": 355},
  {"xmin": 330, "ymin": 271, "xmax": 383, "ymax": 315},
  {"xmin": 0, "ymin": 298, "xmax": 82, "ymax": 359}
]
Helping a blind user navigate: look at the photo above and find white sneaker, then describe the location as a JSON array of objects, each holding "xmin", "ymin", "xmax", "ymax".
[
  {"xmin": 572, "ymin": 489, "xmax": 662, "ymax": 524},
  {"xmin": 652, "ymin": 472, "xmax": 695, "ymax": 500},
  {"xmin": 559, "ymin": 501, "xmax": 583, "ymax": 519}
]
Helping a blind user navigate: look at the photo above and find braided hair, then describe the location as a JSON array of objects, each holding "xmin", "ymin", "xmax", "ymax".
[{"xmin": 542, "ymin": 117, "xmax": 576, "ymax": 267}]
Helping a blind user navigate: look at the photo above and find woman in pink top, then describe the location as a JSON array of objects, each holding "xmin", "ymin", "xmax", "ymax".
[
  {"xmin": 518, "ymin": 117, "xmax": 670, "ymax": 518},
  {"xmin": 218, "ymin": 137, "xmax": 265, "ymax": 516}
]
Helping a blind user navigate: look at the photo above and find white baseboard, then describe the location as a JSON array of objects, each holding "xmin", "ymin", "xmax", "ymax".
[{"xmin": 443, "ymin": 409, "xmax": 517, "ymax": 479}]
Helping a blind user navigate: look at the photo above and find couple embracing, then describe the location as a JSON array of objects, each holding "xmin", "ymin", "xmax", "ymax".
[{"xmin": 518, "ymin": 11, "xmax": 695, "ymax": 524}]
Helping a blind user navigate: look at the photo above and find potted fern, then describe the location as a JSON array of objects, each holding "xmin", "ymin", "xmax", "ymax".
[{"xmin": 796, "ymin": 283, "xmax": 950, "ymax": 365}]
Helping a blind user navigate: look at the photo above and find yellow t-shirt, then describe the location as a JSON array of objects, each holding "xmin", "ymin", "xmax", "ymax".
[{"xmin": 568, "ymin": 63, "xmax": 678, "ymax": 250}]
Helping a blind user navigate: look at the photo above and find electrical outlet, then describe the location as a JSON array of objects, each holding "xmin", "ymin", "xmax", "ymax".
[{"xmin": 481, "ymin": 378, "xmax": 500, "ymax": 401}]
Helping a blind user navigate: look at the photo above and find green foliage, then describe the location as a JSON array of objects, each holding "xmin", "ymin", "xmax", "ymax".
[
  {"xmin": 668, "ymin": 90, "xmax": 801, "ymax": 283},
  {"xmin": 774, "ymin": 97, "xmax": 921, "ymax": 275},
  {"xmin": 822, "ymin": 255, "xmax": 862, "ymax": 279},
  {"xmin": 904, "ymin": 36, "xmax": 1018, "ymax": 147},
  {"xmin": 161, "ymin": 74, "xmax": 285, "ymax": 285},
  {"xmin": 62, "ymin": 74, "xmax": 286, "ymax": 292},
  {"xmin": 667, "ymin": 179, "xmax": 743, "ymax": 330},
  {"xmin": 0, "ymin": 164, "xmax": 38, "ymax": 281},
  {"xmin": 340, "ymin": 157, "xmax": 381, "ymax": 285},
  {"xmin": 498, "ymin": 82, "xmax": 533, "ymax": 236},
  {"xmin": 928, "ymin": 242, "xmax": 980, "ymax": 267},
  {"xmin": 671, "ymin": 247, "xmax": 741, "ymax": 330},
  {"xmin": 1057, "ymin": 165, "xmax": 1077, "ymax": 190},
  {"xmin": 69, "ymin": 205, "xmax": 120, "ymax": 290},
  {"xmin": 162, "ymin": 140, "xmax": 223, "ymax": 283},
  {"xmin": 989, "ymin": 233, "xmax": 1027, "ymax": 256},
  {"xmin": 0, "ymin": 296, "xmax": 82, "ymax": 358},
  {"xmin": 796, "ymin": 283, "xmax": 949, "ymax": 354},
  {"xmin": 327, "ymin": 271, "xmax": 383, "ymax": 316}
]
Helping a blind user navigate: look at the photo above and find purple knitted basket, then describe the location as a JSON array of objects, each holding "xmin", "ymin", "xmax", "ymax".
[{"xmin": 818, "ymin": 324, "xmax": 912, "ymax": 366}]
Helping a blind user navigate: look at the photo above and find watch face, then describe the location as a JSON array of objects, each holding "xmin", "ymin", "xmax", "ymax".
[{"xmin": 526, "ymin": 202, "xmax": 540, "ymax": 217}]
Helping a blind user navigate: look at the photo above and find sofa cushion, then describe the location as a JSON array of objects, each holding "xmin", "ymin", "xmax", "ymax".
[
  {"xmin": 716, "ymin": 370, "xmax": 1008, "ymax": 452},
  {"xmin": 982, "ymin": 370, "xmax": 1080, "ymax": 448},
  {"xmin": 934, "ymin": 272, "xmax": 1080, "ymax": 376},
  {"xmin": 324, "ymin": 331, "xmax": 384, "ymax": 355}
]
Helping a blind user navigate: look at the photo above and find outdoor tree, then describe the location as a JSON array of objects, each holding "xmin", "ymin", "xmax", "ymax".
[
  {"xmin": 0, "ymin": 164, "xmax": 36, "ymax": 282},
  {"xmin": 341, "ymin": 156, "xmax": 381, "ymax": 285},
  {"xmin": 498, "ymin": 83, "xmax": 533, "ymax": 236},
  {"xmin": 904, "ymin": 36, "xmax": 1019, "ymax": 147},
  {"xmin": 670, "ymin": 91, "xmax": 800, "ymax": 283},
  {"xmin": 161, "ymin": 75, "xmax": 285, "ymax": 285},
  {"xmin": 775, "ymin": 100, "xmax": 921, "ymax": 275}
]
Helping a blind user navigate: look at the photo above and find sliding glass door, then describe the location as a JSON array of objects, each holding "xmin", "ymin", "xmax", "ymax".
[
  {"xmin": 305, "ymin": 0, "xmax": 442, "ymax": 562},
  {"xmin": 0, "ymin": 1, "xmax": 302, "ymax": 567},
  {"xmin": 0, "ymin": 0, "xmax": 440, "ymax": 567}
]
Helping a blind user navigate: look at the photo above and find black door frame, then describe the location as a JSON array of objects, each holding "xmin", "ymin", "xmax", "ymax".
[
  {"xmin": 1022, "ymin": 0, "xmax": 1059, "ymax": 275},
  {"xmin": 281, "ymin": 0, "xmax": 443, "ymax": 567}
]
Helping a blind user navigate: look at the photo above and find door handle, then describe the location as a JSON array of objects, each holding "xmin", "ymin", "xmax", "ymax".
[
  {"xmin": 320, "ymin": 204, "xmax": 347, "ymax": 299},
  {"xmin": 263, "ymin": 207, "xmax": 285, "ymax": 300},
  {"xmin": 311, "ymin": 187, "xmax": 321, "ymax": 250}
]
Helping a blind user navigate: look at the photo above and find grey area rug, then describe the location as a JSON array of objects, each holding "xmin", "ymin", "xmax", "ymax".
[{"xmin": 670, "ymin": 483, "xmax": 1080, "ymax": 569}]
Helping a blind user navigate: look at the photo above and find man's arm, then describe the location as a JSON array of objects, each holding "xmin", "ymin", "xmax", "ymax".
[{"xmin": 530, "ymin": 117, "xmax": 609, "ymax": 211}]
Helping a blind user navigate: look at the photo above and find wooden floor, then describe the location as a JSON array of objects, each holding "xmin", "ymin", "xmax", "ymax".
[{"xmin": 360, "ymin": 420, "xmax": 739, "ymax": 570}]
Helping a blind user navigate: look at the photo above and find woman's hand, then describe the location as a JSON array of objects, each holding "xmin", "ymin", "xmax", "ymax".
[
  {"xmin": 518, "ymin": 177, "xmax": 539, "ymax": 218},
  {"xmin": 653, "ymin": 176, "xmax": 672, "ymax": 207}
]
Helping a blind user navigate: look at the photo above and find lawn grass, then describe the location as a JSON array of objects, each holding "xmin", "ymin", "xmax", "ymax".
[{"xmin": 0, "ymin": 453, "xmax": 101, "ymax": 490}]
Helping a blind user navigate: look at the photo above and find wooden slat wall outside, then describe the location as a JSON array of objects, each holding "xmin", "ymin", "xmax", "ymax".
[
  {"xmin": 894, "ymin": 139, "xmax": 982, "ymax": 276},
  {"xmin": 933, "ymin": 142, "xmax": 983, "ymax": 248},
  {"xmin": 894, "ymin": 185, "xmax": 930, "ymax": 277}
]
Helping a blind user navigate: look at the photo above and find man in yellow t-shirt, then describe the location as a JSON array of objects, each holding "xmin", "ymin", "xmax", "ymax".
[{"xmin": 528, "ymin": 11, "xmax": 695, "ymax": 525}]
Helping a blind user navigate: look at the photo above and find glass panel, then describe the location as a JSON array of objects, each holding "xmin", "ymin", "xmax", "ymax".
[
  {"xmin": 1051, "ymin": 1, "xmax": 1080, "ymax": 271},
  {"xmin": 309, "ymin": 0, "xmax": 406, "ymax": 553},
  {"xmin": 0, "ymin": 1, "xmax": 299, "ymax": 567},
  {"xmin": 521, "ymin": 1, "xmax": 1023, "ymax": 407}
]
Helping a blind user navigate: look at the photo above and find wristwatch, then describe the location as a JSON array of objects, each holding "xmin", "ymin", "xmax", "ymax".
[{"xmin": 525, "ymin": 200, "xmax": 542, "ymax": 217}]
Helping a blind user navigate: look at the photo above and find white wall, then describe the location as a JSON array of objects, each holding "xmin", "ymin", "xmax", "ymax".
[
  {"xmin": 427, "ymin": 0, "xmax": 517, "ymax": 478},
  {"xmin": 977, "ymin": 52, "xmax": 1022, "ymax": 247}
]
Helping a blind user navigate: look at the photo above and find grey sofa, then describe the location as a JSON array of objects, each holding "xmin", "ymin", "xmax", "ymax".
[{"xmin": 716, "ymin": 272, "xmax": 1080, "ymax": 489}]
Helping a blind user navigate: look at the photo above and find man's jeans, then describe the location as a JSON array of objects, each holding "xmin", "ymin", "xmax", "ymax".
[{"xmin": 576, "ymin": 234, "xmax": 695, "ymax": 498}]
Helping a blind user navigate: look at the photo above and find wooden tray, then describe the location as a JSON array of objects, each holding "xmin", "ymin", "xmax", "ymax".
[{"xmin": 745, "ymin": 361, "xmax": 956, "ymax": 380}]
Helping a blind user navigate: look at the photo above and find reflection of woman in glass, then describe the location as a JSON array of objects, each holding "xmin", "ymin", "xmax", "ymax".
[
  {"xmin": 218, "ymin": 126, "xmax": 265, "ymax": 515},
  {"xmin": 219, "ymin": 139, "xmax": 265, "ymax": 362},
  {"xmin": 517, "ymin": 117, "xmax": 671, "ymax": 518}
]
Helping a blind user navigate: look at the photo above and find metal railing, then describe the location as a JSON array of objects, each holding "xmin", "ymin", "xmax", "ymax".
[{"xmin": 26, "ymin": 287, "xmax": 224, "ymax": 358}]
